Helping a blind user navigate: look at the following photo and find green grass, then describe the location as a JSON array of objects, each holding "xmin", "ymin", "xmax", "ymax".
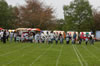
[{"xmin": 0, "ymin": 41, "xmax": 100, "ymax": 66}]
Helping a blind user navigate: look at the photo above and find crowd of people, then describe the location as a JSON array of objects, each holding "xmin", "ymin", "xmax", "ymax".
[{"xmin": 0, "ymin": 30, "xmax": 95, "ymax": 45}]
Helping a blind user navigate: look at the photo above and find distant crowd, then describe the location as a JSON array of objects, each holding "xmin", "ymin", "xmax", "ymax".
[{"xmin": 0, "ymin": 30, "xmax": 95, "ymax": 45}]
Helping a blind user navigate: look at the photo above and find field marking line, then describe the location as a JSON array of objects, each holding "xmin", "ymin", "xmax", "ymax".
[
  {"xmin": 72, "ymin": 45, "xmax": 83, "ymax": 66},
  {"xmin": 56, "ymin": 45, "xmax": 63, "ymax": 66},
  {"xmin": 0, "ymin": 43, "xmax": 23, "ymax": 49},
  {"xmin": 0, "ymin": 44, "xmax": 33, "ymax": 56},
  {"xmin": 30, "ymin": 44, "xmax": 53, "ymax": 66},
  {"xmin": 6, "ymin": 50, "xmax": 33, "ymax": 65},
  {"xmin": 91, "ymin": 45, "xmax": 100, "ymax": 50},
  {"xmin": 82, "ymin": 46, "xmax": 98, "ymax": 59},
  {"xmin": 6, "ymin": 44, "xmax": 49, "ymax": 65},
  {"xmin": 75, "ymin": 45, "xmax": 88, "ymax": 66},
  {"xmin": 0, "ymin": 44, "xmax": 22, "ymax": 51},
  {"xmin": 6, "ymin": 48, "xmax": 34, "ymax": 64}
]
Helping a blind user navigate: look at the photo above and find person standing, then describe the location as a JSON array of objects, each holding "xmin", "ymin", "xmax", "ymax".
[
  {"xmin": 60, "ymin": 34, "xmax": 63, "ymax": 44},
  {"xmin": 89, "ymin": 35, "xmax": 94, "ymax": 45},
  {"xmin": 73, "ymin": 32, "xmax": 77, "ymax": 44},
  {"xmin": 41, "ymin": 32, "xmax": 45, "ymax": 43},
  {"xmin": 45, "ymin": 32, "xmax": 49, "ymax": 44},
  {"xmin": 2, "ymin": 31, "xmax": 6, "ymax": 44},
  {"xmin": 50, "ymin": 31, "xmax": 54, "ymax": 44},
  {"xmin": 55, "ymin": 33, "xmax": 59, "ymax": 44},
  {"xmin": 78, "ymin": 35, "xmax": 82, "ymax": 44},
  {"xmin": 35, "ymin": 33, "xmax": 40, "ymax": 43},
  {"xmin": 66, "ymin": 33, "xmax": 70, "ymax": 44},
  {"xmin": 85, "ymin": 37, "xmax": 88, "ymax": 45},
  {"xmin": 6, "ymin": 30, "xmax": 9, "ymax": 41},
  {"xmin": 72, "ymin": 38, "xmax": 75, "ymax": 44},
  {"xmin": 91, "ymin": 34, "xmax": 95, "ymax": 45},
  {"xmin": 14, "ymin": 32, "xmax": 17, "ymax": 42},
  {"xmin": 48, "ymin": 35, "xmax": 51, "ymax": 44},
  {"xmin": 0, "ymin": 31, "xmax": 1, "ymax": 41},
  {"xmin": 1, "ymin": 30, "xmax": 3, "ymax": 42},
  {"xmin": 29, "ymin": 33, "xmax": 33, "ymax": 43},
  {"xmin": 10, "ymin": 32, "xmax": 13, "ymax": 42}
]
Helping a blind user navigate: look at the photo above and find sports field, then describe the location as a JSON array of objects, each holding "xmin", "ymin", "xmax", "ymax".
[{"xmin": 0, "ymin": 42, "xmax": 100, "ymax": 66}]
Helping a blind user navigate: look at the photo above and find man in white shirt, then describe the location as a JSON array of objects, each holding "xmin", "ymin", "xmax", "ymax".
[{"xmin": 50, "ymin": 31, "xmax": 54, "ymax": 44}]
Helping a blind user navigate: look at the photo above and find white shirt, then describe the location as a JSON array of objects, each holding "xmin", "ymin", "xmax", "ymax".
[
  {"xmin": 50, "ymin": 33, "xmax": 54, "ymax": 39},
  {"xmin": 1, "ymin": 32, "xmax": 3, "ymax": 37},
  {"xmin": 6, "ymin": 32, "xmax": 9, "ymax": 36},
  {"xmin": 10, "ymin": 33, "xmax": 13, "ymax": 37},
  {"xmin": 35, "ymin": 34, "xmax": 40, "ymax": 40}
]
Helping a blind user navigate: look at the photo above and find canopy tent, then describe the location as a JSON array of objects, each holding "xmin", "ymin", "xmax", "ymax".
[
  {"xmin": 16, "ymin": 28, "xmax": 27, "ymax": 31},
  {"xmin": 27, "ymin": 28, "xmax": 32, "ymax": 31},
  {"xmin": 0, "ymin": 28, "xmax": 3, "ymax": 30},
  {"xmin": 80, "ymin": 32, "xmax": 91, "ymax": 35},
  {"xmin": 32, "ymin": 28, "xmax": 41, "ymax": 31},
  {"xmin": 27, "ymin": 28, "xmax": 41, "ymax": 31},
  {"xmin": 8, "ymin": 30, "xmax": 15, "ymax": 32}
]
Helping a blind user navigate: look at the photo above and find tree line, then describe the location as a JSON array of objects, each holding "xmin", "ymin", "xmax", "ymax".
[
  {"xmin": 0, "ymin": 0, "xmax": 100, "ymax": 32},
  {"xmin": 0, "ymin": 0, "xmax": 58, "ymax": 30}
]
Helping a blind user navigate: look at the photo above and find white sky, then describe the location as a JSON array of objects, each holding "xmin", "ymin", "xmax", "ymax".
[{"xmin": 6, "ymin": 0, "xmax": 100, "ymax": 19}]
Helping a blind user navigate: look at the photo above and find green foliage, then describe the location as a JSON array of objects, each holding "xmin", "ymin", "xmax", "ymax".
[
  {"xmin": 63, "ymin": 0, "xmax": 94, "ymax": 32},
  {"xmin": 0, "ymin": 0, "xmax": 14, "ymax": 29},
  {"xmin": 57, "ymin": 19, "xmax": 65, "ymax": 30}
]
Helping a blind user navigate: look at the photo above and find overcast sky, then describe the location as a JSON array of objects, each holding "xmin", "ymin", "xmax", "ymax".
[{"xmin": 6, "ymin": 0, "xmax": 100, "ymax": 19}]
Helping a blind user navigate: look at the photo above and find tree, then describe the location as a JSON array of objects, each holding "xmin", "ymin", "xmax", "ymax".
[
  {"xmin": 14, "ymin": 0, "xmax": 55, "ymax": 30},
  {"xmin": 57, "ymin": 19, "xmax": 65, "ymax": 30},
  {"xmin": 0, "ymin": 0, "xmax": 14, "ymax": 29},
  {"xmin": 63, "ymin": 0, "xmax": 94, "ymax": 32},
  {"xmin": 93, "ymin": 9, "xmax": 100, "ymax": 31}
]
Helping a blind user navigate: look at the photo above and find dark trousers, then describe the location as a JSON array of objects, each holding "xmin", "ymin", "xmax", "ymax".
[
  {"xmin": 86, "ymin": 41, "xmax": 88, "ymax": 45},
  {"xmin": 1, "ymin": 37, "xmax": 3, "ymax": 42},
  {"xmin": 14, "ymin": 37, "xmax": 16, "ymax": 42},
  {"xmin": 6, "ymin": 36, "xmax": 9, "ymax": 41},
  {"xmin": 60, "ymin": 40, "xmax": 63, "ymax": 44},
  {"xmin": 56, "ymin": 40, "xmax": 58, "ymax": 44},
  {"xmin": 42, "ymin": 40, "xmax": 44, "ymax": 43},
  {"xmin": 3, "ymin": 37, "xmax": 6, "ymax": 44},
  {"xmin": 79, "ymin": 40, "xmax": 82, "ymax": 44},
  {"xmin": 66, "ymin": 41, "xmax": 69, "ymax": 44}
]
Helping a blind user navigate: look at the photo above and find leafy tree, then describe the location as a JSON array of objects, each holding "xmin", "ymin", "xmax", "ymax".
[
  {"xmin": 57, "ymin": 19, "xmax": 65, "ymax": 30},
  {"xmin": 0, "ymin": 0, "xmax": 14, "ymax": 29},
  {"xmin": 14, "ymin": 0, "xmax": 55, "ymax": 30},
  {"xmin": 63, "ymin": 0, "xmax": 94, "ymax": 32},
  {"xmin": 93, "ymin": 9, "xmax": 100, "ymax": 31}
]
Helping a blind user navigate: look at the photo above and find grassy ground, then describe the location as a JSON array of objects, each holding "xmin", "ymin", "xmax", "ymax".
[{"xmin": 0, "ymin": 41, "xmax": 100, "ymax": 66}]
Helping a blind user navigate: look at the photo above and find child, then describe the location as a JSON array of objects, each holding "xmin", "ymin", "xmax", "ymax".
[
  {"xmin": 85, "ymin": 37, "xmax": 88, "ymax": 45},
  {"xmin": 60, "ymin": 35, "xmax": 63, "ymax": 44},
  {"xmin": 16, "ymin": 35, "xmax": 20, "ymax": 42},
  {"xmin": 72, "ymin": 38, "xmax": 75, "ymax": 44},
  {"xmin": 66, "ymin": 33, "xmax": 70, "ymax": 44},
  {"xmin": 66, "ymin": 37, "xmax": 70, "ymax": 44},
  {"xmin": 55, "ymin": 36, "xmax": 58, "ymax": 44},
  {"xmin": 48, "ymin": 35, "xmax": 51, "ymax": 44}
]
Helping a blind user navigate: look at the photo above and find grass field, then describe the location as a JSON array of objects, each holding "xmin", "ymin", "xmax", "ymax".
[{"xmin": 0, "ymin": 41, "xmax": 100, "ymax": 66}]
